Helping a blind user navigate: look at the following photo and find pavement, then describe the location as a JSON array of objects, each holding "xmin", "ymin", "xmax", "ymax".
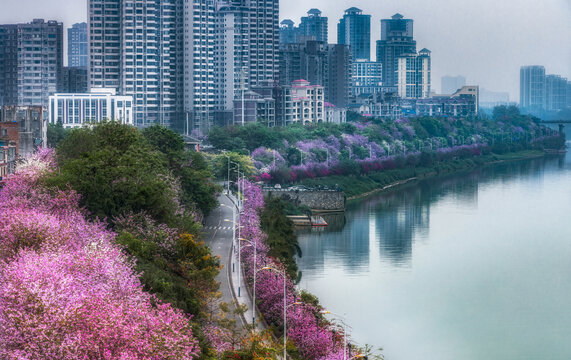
[{"xmin": 203, "ymin": 192, "xmax": 264, "ymax": 331}]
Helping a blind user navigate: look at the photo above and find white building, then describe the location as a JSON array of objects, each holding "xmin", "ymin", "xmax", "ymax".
[
  {"xmin": 215, "ymin": 3, "xmax": 249, "ymax": 114},
  {"xmin": 88, "ymin": 0, "xmax": 182, "ymax": 128},
  {"xmin": 48, "ymin": 89, "xmax": 134, "ymax": 128},
  {"xmin": 397, "ymin": 48, "xmax": 431, "ymax": 99},
  {"xmin": 282, "ymin": 80, "xmax": 325, "ymax": 125},
  {"xmin": 183, "ymin": 0, "xmax": 279, "ymax": 132},
  {"xmin": 325, "ymin": 103, "xmax": 347, "ymax": 124}
]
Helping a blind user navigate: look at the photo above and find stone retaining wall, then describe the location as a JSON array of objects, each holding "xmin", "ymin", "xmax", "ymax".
[{"xmin": 263, "ymin": 189, "xmax": 345, "ymax": 212}]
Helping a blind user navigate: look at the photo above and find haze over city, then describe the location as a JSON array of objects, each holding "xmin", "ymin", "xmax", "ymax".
[
  {"xmin": 1, "ymin": 0, "xmax": 569, "ymax": 99},
  {"xmin": 1, "ymin": 0, "xmax": 571, "ymax": 358}
]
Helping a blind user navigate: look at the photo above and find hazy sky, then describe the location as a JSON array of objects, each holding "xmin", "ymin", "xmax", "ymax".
[{"xmin": 1, "ymin": 0, "xmax": 570, "ymax": 100}]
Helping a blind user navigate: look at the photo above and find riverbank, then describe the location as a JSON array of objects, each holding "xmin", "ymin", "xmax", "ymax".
[{"xmin": 299, "ymin": 150, "xmax": 546, "ymax": 200}]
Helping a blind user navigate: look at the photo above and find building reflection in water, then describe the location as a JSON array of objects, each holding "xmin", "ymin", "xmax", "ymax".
[{"xmin": 296, "ymin": 156, "xmax": 559, "ymax": 272}]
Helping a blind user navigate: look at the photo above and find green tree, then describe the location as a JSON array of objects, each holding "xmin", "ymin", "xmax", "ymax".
[
  {"xmin": 115, "ymin": 215, "xmax": 220, "ymax": 317},
  {"xmin": 46, "ymin": 122, "xmax": 68, "ymax": 148},
  {"xmin": 45, "ymin": 122, "xmax": 194, "ymax": 229},
  {"xmin": 211, "ymin": 152, "xmax": 255, "ymax": 182},
  {"xmin": 493, "ymin": 105, "xmax": 520, "ymax": 121},
  {"xmin": 142, "ymin": 125, "xmax": 219, "ymax": 216},
  {"xmin": 260, "ymin": 197, "xmax": 301, "ymax": 279}
]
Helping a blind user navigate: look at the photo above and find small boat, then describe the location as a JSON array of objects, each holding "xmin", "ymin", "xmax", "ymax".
[{"xmin": 311, "ymin": 216, "xmax": 328, "ymax": 227}]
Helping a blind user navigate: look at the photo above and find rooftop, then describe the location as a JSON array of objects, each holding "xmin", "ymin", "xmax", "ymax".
[
  {"xmin": 345, "ymin": 7, "xmax": 363, "ymax": 15},
  {"xmin": 307, "ymin": 8, "xmax": 322, "ymax": 16}
]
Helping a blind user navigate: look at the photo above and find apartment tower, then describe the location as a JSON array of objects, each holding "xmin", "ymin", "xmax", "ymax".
[
  {"xmin": 0, "ymin": 19, "xmax": 63, "ymax": 108},
  {"xmin": 337, "ymin": 7, "xmax": 371, "ymax": 61},
  {"xmin": 89, "ymin": 0, "xmax": 183, "ymax": 128},
  {"xmin": 376, "ymin": 14, "xmax": 416, "ymax": 87}
]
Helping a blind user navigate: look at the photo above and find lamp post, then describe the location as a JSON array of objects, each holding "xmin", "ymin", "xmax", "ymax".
[
  {"xmin": 320, "ymin": 310, "xmax": 350, "ymax": 360},
  {"xmin": 223, "ymin": 154, "xmax": 231, "ymax": 195},
  {"xmin": 225, "ymin": 219, "xmax": 244, "ymax": 296},
  {"xmin": 241, "ymin": 238, "xmax": 257, "ymax": 324},
  {"xmin": 228, "ymin": 160, "xmax": 240, "ymax": 196}
]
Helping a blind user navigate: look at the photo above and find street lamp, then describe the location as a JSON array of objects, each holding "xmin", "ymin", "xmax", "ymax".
[
  {"xmin": 296, "ymin": 148, "xmax": 304, "ymax": 166},
  {"xmin": 225, "ymin": 219, "xmax": 245, "ymax": 296},
  {"xmin": 260, "ymin": 266, "xmax": 288, "ymax": 360},
  {"xmin": 241, "ymin": 238, "xmax": 258, "ymax": 324},
  {"xmin": 320, "ymin": 310, "xmax": 350, "ymax": 360}
]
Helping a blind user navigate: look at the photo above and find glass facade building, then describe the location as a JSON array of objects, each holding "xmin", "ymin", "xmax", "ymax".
[
  {"xmin": 68, "ymin": 23, "xmax": 88, "ymax": 68},
  {"xmin": 520, "ymin": 66, "xmax": 546, "ymax": 114},
  {"xmin": 337, "ymin": 7, "xmax": 371, "ymax": 61}
]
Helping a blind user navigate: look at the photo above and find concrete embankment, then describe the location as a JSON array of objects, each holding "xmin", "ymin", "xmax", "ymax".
[{"xmin": 263, "ymin": 188, "xmax": 346, "ymax": 213}]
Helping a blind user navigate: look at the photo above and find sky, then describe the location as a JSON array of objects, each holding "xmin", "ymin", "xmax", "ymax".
[{"xmin": 0, "ymin": 0, "xmax": 570, "ymax": 101}]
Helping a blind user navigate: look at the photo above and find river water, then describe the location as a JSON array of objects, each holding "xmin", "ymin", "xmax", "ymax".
[{"xmin": 296, "ymin": 141, "xmax": 571, "ymax": 359}]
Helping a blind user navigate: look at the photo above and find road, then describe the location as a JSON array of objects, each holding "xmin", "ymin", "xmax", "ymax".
[{"xmin": 203, "ymin": 193, "xmax": 262, "ymax": 330}]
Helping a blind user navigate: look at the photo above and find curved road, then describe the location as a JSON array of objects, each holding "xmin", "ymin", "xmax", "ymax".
[{"xmin": 203, "ymin": 194, "xmax": 262, "ymax": 330}]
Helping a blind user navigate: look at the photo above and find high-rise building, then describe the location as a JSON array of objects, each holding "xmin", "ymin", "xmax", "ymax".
[
  {"xmin": 441, "ymin": 75, "xmax": 466, "ymax": 94},
  {"xmin": 215, "ymin": 3, "xmax": 250, "ymax": 119},
  {"xmin": 183, "ymin": 0, "xmax": 216, "ymax": 132},
  {"xmin": 89, "ymin": 0, "xmax": 183, "ymax": 128},
  {"xmin": 246, "ymin": 0, "xmax": 279, "ymax": 89},
  {"xmin": 396, "ymin": 48, "xmax": 431, "ymax": 99},
  {"xmin": 183, "ymin": 0, "xmax": 279, "ymax": 132},
  {"xmin": 545, "ymin": 75, "xmax": 568, "ymax": 112},
  {"xmin": 352, "ymin": 59, "xmax": 382, "ymax": 97},
  {"xmin": 376, "ymin": 14, "xmax": 416, "ymax": 87},
  {"xmin": 337, "ymin": 7, "xmax": 371, "ymax": 61},
  {"xmin": 279, "ymin": 19, "xmax": 300, "ymax": 45},
  {"xmin": 89, "ymin": 0, "xmax": 278, "ymax": 131},
  {"xmin": 0, "ymin": 19, "xmax": 63, "ymax": 109},
  {"xmin": 300, "ymin": 9, "xmax": 328, "ymax": 43},
  {"xmin": 62, "ymin": 67, "xmax": 89, "ymax": 93},
  {"xmin": 279, "ymin": 39, "xmax": 351, "ymax": 108},
  {"xmin": 326, "ymin": 44, "xmax": 352, "ymax": 107},
  {"xmin": 279, "ymin": 39, "xmax": 327, "ymax": 87},
  {"xmin": 567, "ymin": 81, "xmax": 571, "ymax": 109},
  {"xmin": 68, "ymin": 23, "xmax": 88, "ymax": 68},
  {"xmin": 520, "ymin": 66, "xmax": 546, "ymax": 114}
]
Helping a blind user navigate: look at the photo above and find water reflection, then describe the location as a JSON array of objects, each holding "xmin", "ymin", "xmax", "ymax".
[
  {"xmin": 296, "ymin": 154, "xmax": 571, "ymax": 359},
  {"xmin": 297, "ymin": 155, "xmax": 566, "ymax": 269}
]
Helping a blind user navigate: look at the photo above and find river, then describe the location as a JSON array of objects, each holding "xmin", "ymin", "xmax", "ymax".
[{"xmin": 296, "ymin": 139, "xmax": 571, "ymax": 359}]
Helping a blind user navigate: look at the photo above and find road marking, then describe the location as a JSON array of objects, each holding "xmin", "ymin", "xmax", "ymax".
[{"xmin": 204, "ymin": 226, "xmax": 235, "ymax": 231}]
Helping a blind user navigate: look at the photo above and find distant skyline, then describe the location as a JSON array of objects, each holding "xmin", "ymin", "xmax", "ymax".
[{"xmin": 1, "ymin": 0, "xmax": 569, "ymax": 101}]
